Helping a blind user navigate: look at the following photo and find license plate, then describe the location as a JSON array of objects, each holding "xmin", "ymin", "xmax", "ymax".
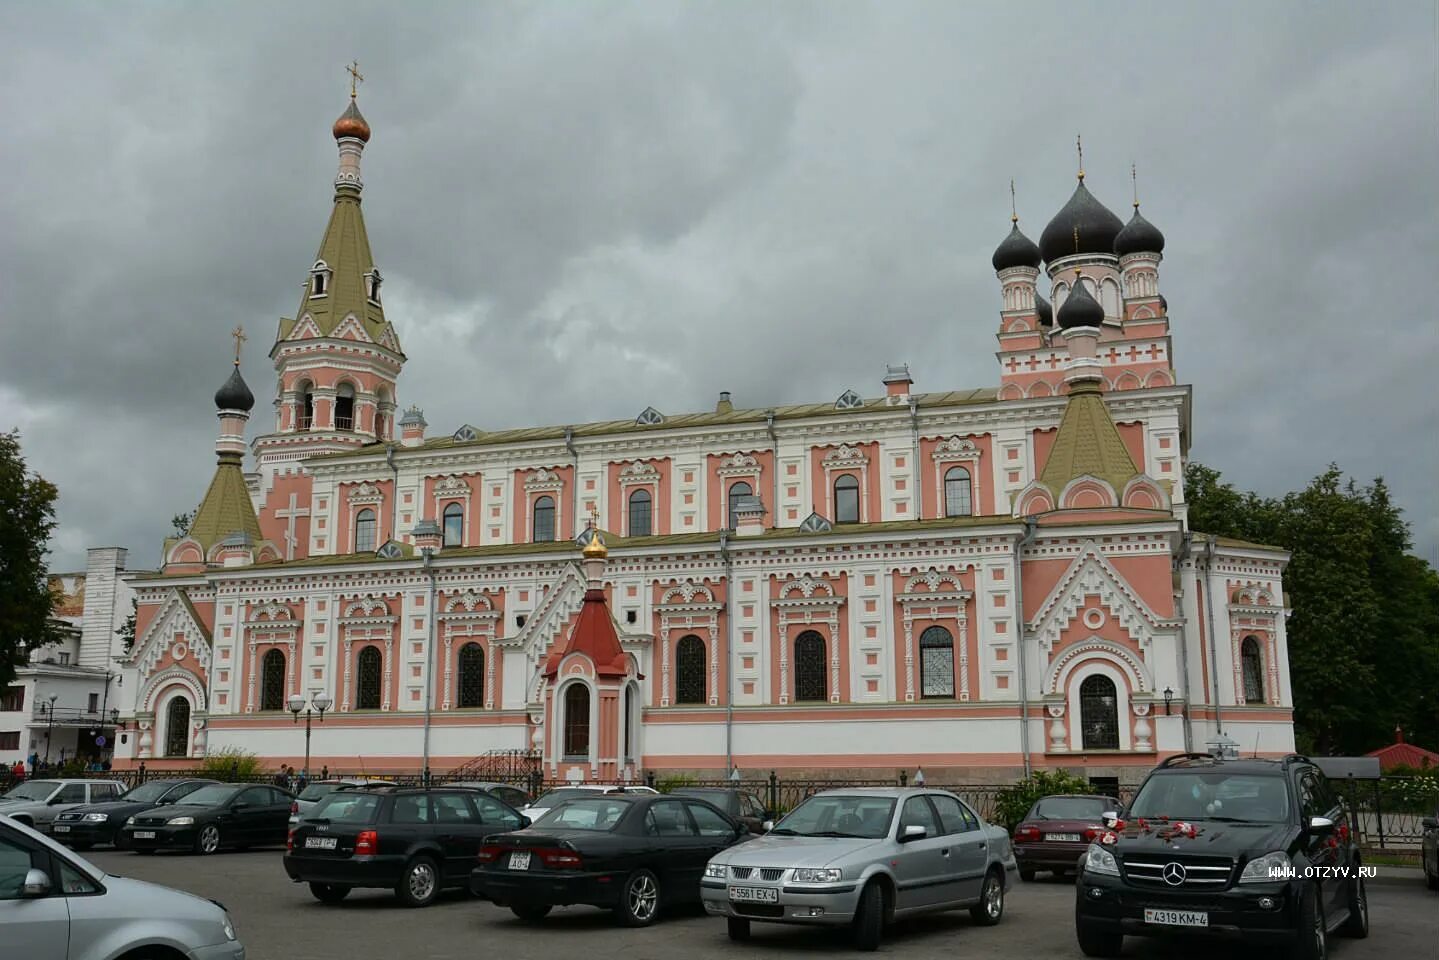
[
  {"xmin": 508, "ymin": 851, "xmax": 531, "ymax": 870},
  {"xmin": 52, "ymin": 825, "xmax": 71, "ymax": 833},
  {"xmin": 134, "ymin": 831, "xmax": 156, "ymax": 840},
  {"xmin": 1144, "ymin": 908, "xmax": 1208, "ymax": 927},
  {"xmin": 1046, "ymin": 833, "xmax": 1081, "ymax": 842},
  {"xmin": 305, "ymin": 836, "xmax": 338, "ymax": 849},
  {"xmin": 729, "ymin": 886, "xmax": 779, "ymax": 903}
]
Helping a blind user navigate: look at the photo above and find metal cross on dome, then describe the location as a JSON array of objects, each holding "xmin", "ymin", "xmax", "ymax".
[
  {"xmin": 230, "ymin": 324, "xmax": 246, "ymax": 365},
  {"xmin": 347, "ymin": 60, "xmax": 365, "ymax": 98}
]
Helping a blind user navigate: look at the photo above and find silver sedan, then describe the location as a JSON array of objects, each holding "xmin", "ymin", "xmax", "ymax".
[{"xmin": 701, "ymin": 787, "xmax": 1016, "ymax": 950}]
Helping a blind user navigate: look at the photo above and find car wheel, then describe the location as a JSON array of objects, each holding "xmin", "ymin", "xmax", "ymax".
[
  {"xmin": 309, "ymin": 883, "xmax": 351, "ymax": 905},
  {"xmin": 615, "ymin": 868, "xmax": 661, "ymax": 927},
  {"xmin": 510, "ymin": 903, "xmax": 552, "ymax": 923},
  {"xmin": 111, "ymin": 828, "xmax": 127, "ymax": 850},
  {"xmin": 1018, "ymin": 866, "xmax": 1035, "ymax": 882},
  {"xmin": 1338, "ymin": 873, "xmax": 1368, "ymax": 938},
  {"xmin": 852, "ymin": 881, "xmax": 884, "ymax": 952},
  {"xmin": 194, "ymin": 824, "xmax": 221, "ymax": 856},
  {"xmin": 970, "ymin": 868, "xmax": 1004, "ymax": 925},
  {"xmin": 727, "ymin": 917, "xmax": 751, "ymax": 941},
  {"xmin": 1291, "ymin": 883, "xmax": 1326, "ymax": 960},
  {"xmin": 397, "ymin": 856, "xmax": 441, "ymax": 908}
]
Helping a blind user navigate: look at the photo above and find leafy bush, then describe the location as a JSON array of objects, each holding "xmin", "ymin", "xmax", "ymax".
[
  {"xmin": 655, "ymin": 773, "xmax": 698, "ymax": 794},
  {"xmin": 199, "ymin": 747, "xmax": 265, "ymax": 780},
  {"xmin": 993, "ymin": 769, "xmax": 1096, "ymax": 834}
]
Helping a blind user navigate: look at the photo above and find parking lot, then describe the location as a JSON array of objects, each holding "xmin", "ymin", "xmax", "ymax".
[{"xmin": 84, "ymin": 848, "xmax": 1437, "ymax": 960}]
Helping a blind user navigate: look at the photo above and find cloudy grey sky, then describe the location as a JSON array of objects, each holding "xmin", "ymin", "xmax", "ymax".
[{"xmin": 3, "ymin": 1, "xmax": 1436, "ymax": 571}]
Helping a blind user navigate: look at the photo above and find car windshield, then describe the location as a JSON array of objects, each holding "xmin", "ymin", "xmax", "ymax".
[
  {"xmin": 771, "ymin": 795, "xmax": 896, "ymax": 839},
  {"xmin": 311, "ymin": 792, "xmax": 381, "ymax": 824},
  {"xmin": 299, "ymin": 784, "xmax": 344, "ymax": 802},
  {"xmin": 531, "ymin": 789, "xmax": 605, "ymax": 808},
  {"xmin": 1, "ymin": 781, "xmax": 59, "ymax": 802},
  {"xmin": 120, "ymin": 781, "xmax": 179, "ymax": 804},
  {"xmin": 1128, "ymin": 773, "xmax": 1290, "ymax": 823},
  {"xmin": 173, "ymin": 785, "xmax": 242, "ymax": 807},
  {"xmin": 534, "ymin": 798, "xmax": 630, "ymax": 831},
  {"xmin": 1032, "ymin": 797, "xmax": 1110, "ymax": 820}
]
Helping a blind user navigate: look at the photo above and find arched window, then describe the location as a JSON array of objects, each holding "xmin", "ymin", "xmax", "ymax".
[
  {"xmin": 1080, "ymin": 674, "xmax": 1120, "ymax": 750},
  {"xmin": 674, "ymin": 635, "xmax": 706, "ymax": 704},
  {"xmin": 297, "ymin": 381, "xmax": 315, "ymax": 431},
  {"xmin": 1242, "ymin": 637, "xmax": 1265, "ymax": 704},
  {"xmin": 563, "ymin": 683, "xmax": 590, "ymax": 758},
  {"xmin": 727, "ymin": 481, "xmax": 752, "ymax": 530},
  {"xmin": 457, "ymin": 642, "xmax": 485, "ymax": 708},
  {"xmin": 164, "ymin": 696, "xmax": 191, "ymax": 758},
  {"xmin": 919, "ymin": 626, "xmax": 955, "ymax": 698},
  {"xmin": 260, "ymin": 648, "xmax": 286, "ymax": 711},
  {"xmin": 944, "ymin": 467, "xmax": 973, "ymax": 517},
  {"xmin": 628, "ymin": 488, "xmax": 653, "ymax": 538},
  {"xmin": 335, "ymin": 383, "xmax": 356, "ymax": 432},
  {"xmin": 532, "ymin": 496, "xmax": 555, "ymax": 543},
  {"xmin": 356, "ymin": 646, "xmax": 382, "ymax": 710},
  {"xmin": 834, "ymin": 474, "xmax": 860, "ymax": 524},
  {"xmin": 354, "ymin": 508, "xmax": 377, "ymax": 553},
  {"xmin": 794, "ymin": 631, "xmax": 827, "ymax": 702},
  {"xmin": 443, "ymin": 503, "xmax": 464, "ymax": 547}
]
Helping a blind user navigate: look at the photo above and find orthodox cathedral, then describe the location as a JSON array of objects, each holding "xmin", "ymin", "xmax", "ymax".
[{"xmin": 109, "ymin": 88, "xmax": 1295, "ymax": 783}]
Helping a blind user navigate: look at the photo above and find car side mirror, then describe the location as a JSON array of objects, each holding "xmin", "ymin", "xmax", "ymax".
[
  {"xmin": 520, "ymin": 815, "xmax": 532, "ymax": 828},
  {"xmin": 900, "ymin": 824, "xmax": 927, "ymax": 843},
  {"xmin": 1307, "ymin": 815, "xmax": 1335, "ymax": 834},
  {"xmin": 1422, "ymin": 817, "xmax": 1437, "ymax": 830},
  {"xmin": 21, "ymin": 868, "xmax": 52, "ymax": 898},
  {"xmin": 762, "ymin": 820, "xmax": 775, "ymax": 833},
  {"xmin": 736, "ymin": 822, "xmax": 750, "ymax": 835},
  {"xmin": 1101, "ymin": 810, "xmax": 1120, "ymax": 825}
]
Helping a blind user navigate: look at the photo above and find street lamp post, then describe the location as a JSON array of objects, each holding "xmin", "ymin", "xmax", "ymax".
[
  {"xmin": 43, "ymin": 694, "xmax": 58, "ymax": 764},
  {"xmin": 288, "ymin": 692, "xmax": 333, "ymax": 779}
]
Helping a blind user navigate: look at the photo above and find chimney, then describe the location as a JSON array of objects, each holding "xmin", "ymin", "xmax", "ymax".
[
  {"xmin": 883, "ymin": 364, "xmax": 913, "ymax": 404},
  {"xmin": 732, "ymin": 494, "xmax": 767, "ymax": 537},
  {"xmin": 399, "ymin": 405, "xmax": 427, "ymax": 448},
  {"xmin": 411, "ymin": 519, "xmax": 442, "ymax": 554},
  {"xmin": 1395, "ymin": 724, "xmax": 1404, "ymax": 745},
  {"xmin": 715, "ymin": 391, "xmax": 734, "ymax": 415}
]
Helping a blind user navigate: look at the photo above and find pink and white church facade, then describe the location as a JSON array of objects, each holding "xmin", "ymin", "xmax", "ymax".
[{"xmin": 110, "ymin": 94, "xmax": 1295, "ymax": 784}]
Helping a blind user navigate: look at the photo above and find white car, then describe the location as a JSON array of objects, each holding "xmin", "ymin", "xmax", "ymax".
[
  {"xmin": 520, "ymin": 785, "xmax": 657, "ymax": 822},
  {"xmin": 0, "ymin": 815, "xmax": 244, "ymax": 959}
]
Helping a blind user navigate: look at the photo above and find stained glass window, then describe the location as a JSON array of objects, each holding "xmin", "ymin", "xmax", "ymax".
[
  {"xmin": 563, "ymin": 683, "xmax": 590, "ymax": 757},
  {"xmin": 1242, "ymin": 637, "xmax": 1265, "ymax": 704},
  {"xmin": 354, "ymin": 508, "xmax": 377, "ymax": 553},
  {"xmin": 1080, "ymin": 674, "xmax": 1120, "ymax": 749},
  {"xmin": 728, "ymin": 481, "xmax": 752, "ymax": 530},
  {"xmin": 794, "ymin": 631, "xmax": 827, "ymax": 702},
  {"xmin": 356, "ymin": 646, "xmax": 382, "ymax": 710},
  {"xmin": 164, "ymin": 697, "xmax": 190, "ymax": 758},
  {"xmin": 834, "ymin": 474, "xmax": 860, "ymax": 523},
  {"xmin": 628, "ymin": 488, "xmax": 652, "ymax": 537},
  {"xmin": 260, "ymin": 648, "xmax": 286, "ymax": 711},
  {"xmin": 532, "ymin": 496, "xmax": 555, "ymax": 543},
  {"xmin": 675, "ymin": 635, "xmax": 706, "ymax": 704},
  {"xmin": 458, "ymin": 642, "xmax": 485, "ymax": 708},
  {"xmin": 443, "ymin": 503, "xmax": 464, "ymax": 547},
  {"xmin": 919, "ymin": 626, "xmax": 955, "ymax": 698},
  {"xmin": 944, "ymin": 466, "xmax": 973, "ymax": 517}
]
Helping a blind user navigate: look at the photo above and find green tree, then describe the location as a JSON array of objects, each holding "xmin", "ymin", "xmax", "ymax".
[
  {"xmin": 116, "ymin": 597, "xmax": 138, "ymax": 654},
  {"xmin": 0, "ymin": 431, "xmax": 61, "ymax": 690},
  {"xmin": 171, "ymin": 511, "xmax": 195, "ymax": 537},
  {"xmin": 993, "ymin": 769, "xmax": 1096, "ymax": 833}
]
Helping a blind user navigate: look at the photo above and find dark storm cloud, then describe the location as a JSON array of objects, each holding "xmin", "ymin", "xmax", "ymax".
[{"xmin": 2, "ymin": 1, "xmax": 1435, "ymax": 570}]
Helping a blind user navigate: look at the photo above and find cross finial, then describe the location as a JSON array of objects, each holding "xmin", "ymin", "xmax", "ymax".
[
  {"xmin": 1073, "ymin": 225, "xmax": 1080, "ymax": 256},
  {"xmin": 230, "ymin": 324, "xmax": 247, "ymax": 366},
  {"xmin": 589, "ymin": 505, "xmax": 600, "ymax": 531},
  {"xmin": 1131, "ymin": 162, "xmax": 1139, "ymax": 209},
  {"xmin": 1076, "ymin": 133, "xmax": 1085, "ymax": 182},
  {"xmin": 1009, "ymin": 178, "xmax": 1018, "ymax": 224},
  {"xmin": 346, "ymin": 60, "xmax": 365, "ymax": 99}
]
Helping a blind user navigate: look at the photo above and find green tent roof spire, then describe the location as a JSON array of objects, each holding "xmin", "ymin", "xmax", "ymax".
[{"xmin": 1037, "ymin": 380, "xmax": 1141, "ymax": 496}]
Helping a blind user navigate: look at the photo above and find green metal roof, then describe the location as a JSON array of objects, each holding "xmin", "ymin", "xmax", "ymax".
[
  {"xmin": 1037, "ymin": 381, "xmax": 1140, "ymax": 496},
  {"xmin": 185, "ymin": 453, "xmax": 263, "ymax": 552}
]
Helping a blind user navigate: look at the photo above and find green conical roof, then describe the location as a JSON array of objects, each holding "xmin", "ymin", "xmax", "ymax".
[
  {"xmin": 187, "ymin": 452, "xmax": 263, "ymax": 552},
  {"xmin": 290, "ymin": 185, "xmax": 399, "ymax": 350},
  {"xmin": 1038, "ymin": 382, "xmax": 1140, "ymax": 496}
]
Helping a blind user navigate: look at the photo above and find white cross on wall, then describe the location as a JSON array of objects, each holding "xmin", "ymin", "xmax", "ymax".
[{"xmin": 275, "ymin": 492, "xmax": 311, "ymax": 561}]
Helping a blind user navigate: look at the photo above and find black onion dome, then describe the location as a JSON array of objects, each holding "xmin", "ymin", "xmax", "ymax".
[
  {"xmin": 991, "ymin": 222, "xmax": 1042, "ymax": 271},
  {"xmin": 1114, "ymin": 207, "xmax": 1165, "ymax": 256},
  {"xmin": 214, "ymin": 365, "xmax": 255, "ymax": 412},
  {"xmin": 1039, "ymin": 180, "xmax": 1125, "ymax": 264},
  {"xmin": 1057, "ymin": 278, "xmax": 1104, "ymax": 329},
  {"xmin": 1035, "ymin": 292, "xmax": 1053, "ymax": 327}
]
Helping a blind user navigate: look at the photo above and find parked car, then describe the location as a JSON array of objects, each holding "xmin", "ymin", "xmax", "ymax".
[
  {"xmin": 1011, "ymin": 794, "xmax": 1121, "ymax": 881},
  {"xmin": 447, "ymin": 781, "xmax": 533, "ymax": 811},
  {"xmin": 1074, "ymin": 753, "xmax": 1368, "ymax": 959},
  {"xmin": 121, "ymin": 782, "xmax": 294, "ymax": 855},
  {"xmin": 520, "ymin": 784, "xmax": 658, "ymax": 822},
  {"xmin": 285, "ymin": 786, "xmax": 527, "ymax": 907},
  {"xmin": 289, "ymin": 778, "xmax": 392, "ymax": 827},
  {"xmin": 672, "ymin": 787, "xmax": 772, "ymax": 834},
  {"xmin": 0, "ymin": 815, "xmax": 244, "ymax": 959},
  {"xmin": 0, "ymin": 779, "xmax": 125, "ymax": 834},
  {"xmin": 701, "ymin": 787, "xmax": 1015, "ymax": 951},
  {"xmin": 473, "ymin": 792, "xmax": 747, "ymax": 926},
  {"xmin": 52, "ymin": 778, "xmax": 216, "ymax": 849},
  {"xmin": 1422, "ymin": 807, "xmax": 1439, "ymax": 891}
]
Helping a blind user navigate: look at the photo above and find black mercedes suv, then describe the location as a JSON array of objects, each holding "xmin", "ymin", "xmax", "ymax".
[{"xmin": 1075, "ymin": 753, "xmax": 1368, "ymax": 960}]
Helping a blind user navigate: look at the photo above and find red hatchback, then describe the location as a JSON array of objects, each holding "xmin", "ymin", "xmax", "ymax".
[{"xmin": 1011, "ymin": 794, "xmax": 1119, "ymax": 881}]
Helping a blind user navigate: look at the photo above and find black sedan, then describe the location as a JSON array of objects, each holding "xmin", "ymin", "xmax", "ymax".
[
  {"xmin": 671, "ymin": 787, "xmax": 772, "ymax": 834},
  {"xmin": 51, "ymin": 778, "xmax": 216, "ymax": 849},
  {"xmin": 472, "ymin": 792, "xmax": 749, "ymax": 926},
  {"xmin": 121, "ymin": 782, "xmax": 294, "ymax": 855}
]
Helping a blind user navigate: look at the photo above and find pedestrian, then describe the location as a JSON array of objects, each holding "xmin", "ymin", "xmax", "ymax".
[
  {"xmin": 320, "ymin": 765, "xmax": 329, "ymax": 780},
  {"xmin": 272, "ymin": 766, "xmax": 290, "ymax": 789},
  {"xmin": 10, "ymin": 760, "xmax": 23, "ymax": 783}
]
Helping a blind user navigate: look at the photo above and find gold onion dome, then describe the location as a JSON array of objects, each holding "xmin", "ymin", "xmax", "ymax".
[
  {"xmin": 582, "ymin": 529, "xmax": 608, "ymax": 560},
  {"xmin": 333, "ymin": 99, "xmax": 371, "ymax": 143}
]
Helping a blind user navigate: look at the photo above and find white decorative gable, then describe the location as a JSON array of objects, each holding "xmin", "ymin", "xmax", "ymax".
[
  {"xmin": 129, "ymin": 589, "xmax": 213, "ymax": 694},
  {"xmin": 1029, "ymin": 543, "xmax": 1180, "ymax": 653}
]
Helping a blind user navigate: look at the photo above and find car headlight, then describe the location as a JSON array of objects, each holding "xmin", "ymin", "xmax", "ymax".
[
  {"xmin": 790, "ymin": 867, "xmax": 843, "ymax": 883},
  {"xmin": 1083, "ymin": 843, "xmax": 1120, "ymax": 877},
  {"xmin": 222, "ymin": 915, "xmax": 237, "ymax": 941},
  {"xmin": 168, "ymin": 816, "xmax": 195, "ymax": 826},
  {"xmin": 704, "ymin": 863, "xmax": 726, "ymax": 880},
  {"xmin": 83, "ymin": 813, "xmax": 109, "ymax": 822},
  {"xmin": 1239, "ymin": 851, "xmax": 1291, "ymax": 883},
  {"xmin": 125, "ymin": 816, "xmax": 137, "ymax": 826}
]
